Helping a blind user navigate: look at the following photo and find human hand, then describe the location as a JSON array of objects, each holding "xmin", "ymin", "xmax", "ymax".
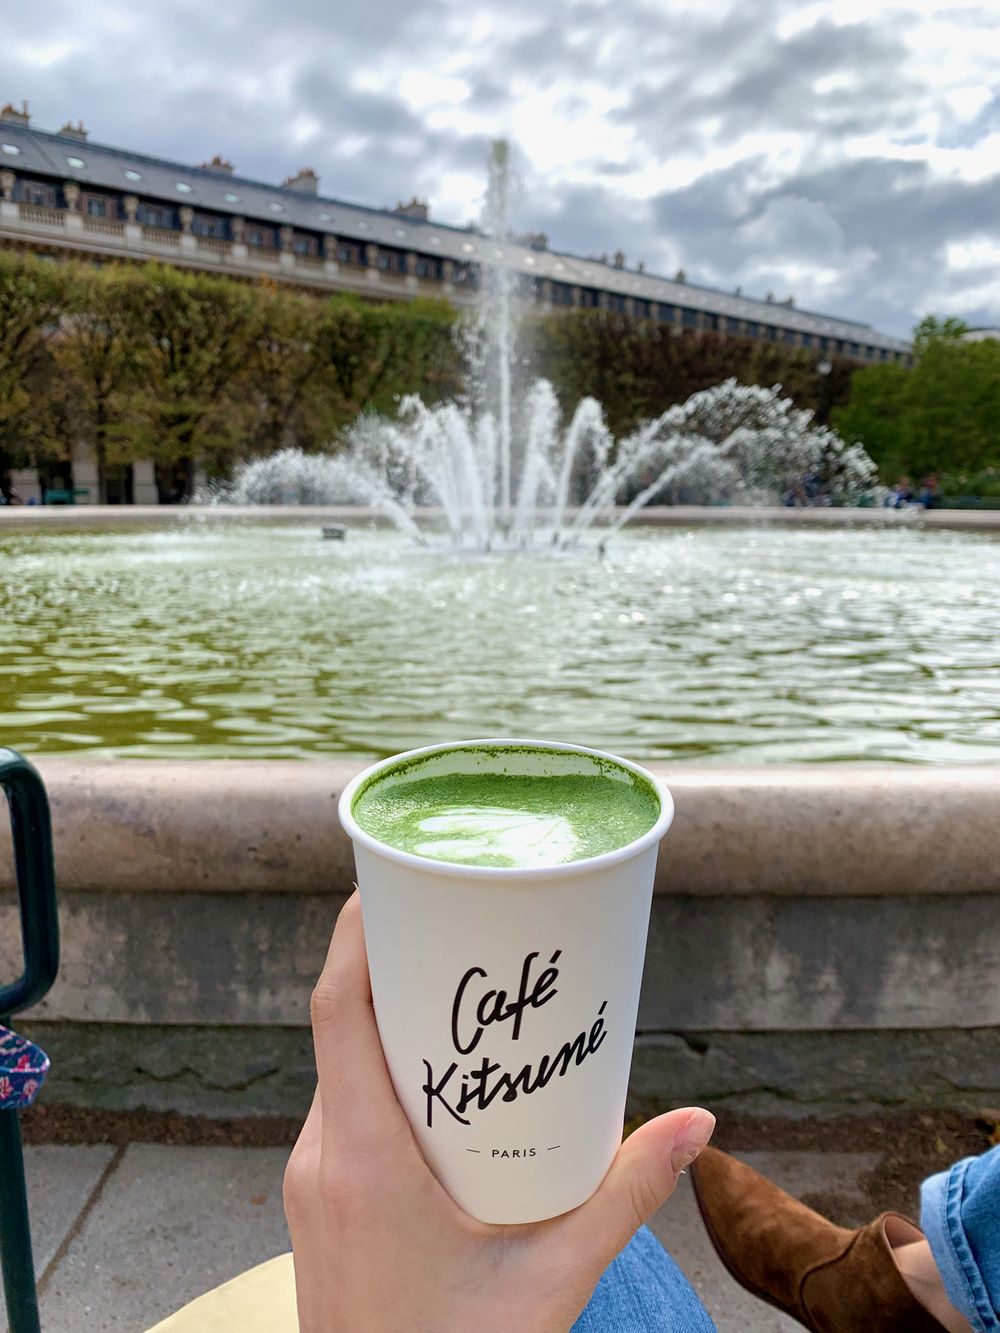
[{"xmin": 284, "ymin": 893, "xmax": 715, "ymax": 1333}]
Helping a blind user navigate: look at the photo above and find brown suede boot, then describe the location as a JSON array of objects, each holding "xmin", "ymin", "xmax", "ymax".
[{"xmin": 690, "ymin": 1147, "xmax": 947, "ymax": 1332}]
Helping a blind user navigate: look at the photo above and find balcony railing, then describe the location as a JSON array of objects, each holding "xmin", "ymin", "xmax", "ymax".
[
  {"xmin": 19, "ymin": 203, "xmax": 65, "ymax": 227},
  {"xmin": 82, "ymin": 216, "xmax": 125, "ymax": 238},
  {"xmin": 141, "ymin": 225, "xmax": 180, "ymax": 247},
  {"xmin": 194, "ymin": 235, "xmax": 230, "ymax": 256}
]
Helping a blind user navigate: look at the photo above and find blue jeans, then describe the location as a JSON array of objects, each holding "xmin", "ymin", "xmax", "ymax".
[
  {"xmin": 923, "ymin": 1144, "xmax": 1000, "ymax": 1333},
  {"xmin": 572, "ymin": 1225, "xmax": 716, "ymax": 1332}
]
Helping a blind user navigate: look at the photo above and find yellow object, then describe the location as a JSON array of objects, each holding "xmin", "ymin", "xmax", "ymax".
[{"xmin": 146, "ymin": 1252, "xmax": 297, "ymax": 1332}]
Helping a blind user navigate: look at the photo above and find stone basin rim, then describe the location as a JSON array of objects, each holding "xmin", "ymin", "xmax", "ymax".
[
  {"xmin": 1, "ymin": 504, "xmax": 999, "ymax": 532},
  {"xmin": 2, "ymin": 759, "xmax": 996, "ymax": 899}
]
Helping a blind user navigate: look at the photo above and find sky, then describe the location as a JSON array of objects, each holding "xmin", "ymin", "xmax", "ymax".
[{"xmin": 7, "ymin": 0, "xmax": 1000, "ymax": 339}]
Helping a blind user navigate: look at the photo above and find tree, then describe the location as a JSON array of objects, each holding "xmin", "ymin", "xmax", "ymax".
[
  {"xmin": 527, "ymin": 310, "xmax": 856, "ymax": 439},
  {"xmin": 49, "ymin": 265, "xmax": 147, "ymax": 502},
  {"xmin": 240, "ymin": 284, "xmax": 330, "ymax": 457},
  {"xmin": 127, "ymin": 265, "xmax": 268, "ymax": 497},
  {"xmin": 313, "ymin": 296, "xmax": 460, "ymax": 429},
  {"xmin": 0, "ymin": 252, "xmax": 67, "ymax": 498},
  {"xmin": 912, "ymin": 314, "xmax": 968, "ymax": 355},
  {"xmin": 904, "ymin": 331, "xmax": 1000, "ymax": 478},
  {"xmin": 832, "ymin": 316, "xmax": 1000, "ymax": 485},
  {"xmin": 831, "ymin": 364, "xmax": 910, "ymax": 478}
]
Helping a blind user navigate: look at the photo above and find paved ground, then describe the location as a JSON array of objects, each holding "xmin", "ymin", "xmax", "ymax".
[{"xmin": 5, "ymin": 1145, "xmax": 884, "ymax": 1332}]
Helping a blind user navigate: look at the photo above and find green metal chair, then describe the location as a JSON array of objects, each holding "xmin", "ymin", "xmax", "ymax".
[{"xmin": 0, "ymin": 751, "xmax": 59, "ymax": 1333}]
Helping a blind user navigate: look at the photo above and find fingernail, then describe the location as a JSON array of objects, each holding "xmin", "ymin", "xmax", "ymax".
[{"xmin": 670, "ymin": 1110, "xmax": 716, "ymax": 1175}]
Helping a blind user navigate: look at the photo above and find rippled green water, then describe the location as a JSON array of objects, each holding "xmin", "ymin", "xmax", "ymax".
[{"xmin": 2, "ymin": 522, "xmax": 999, "ymax": 762}]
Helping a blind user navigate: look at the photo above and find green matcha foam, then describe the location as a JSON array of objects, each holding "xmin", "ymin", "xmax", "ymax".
[{"xmin": 351, "ymin": 742, "xmax": 660, "ymax": 869}]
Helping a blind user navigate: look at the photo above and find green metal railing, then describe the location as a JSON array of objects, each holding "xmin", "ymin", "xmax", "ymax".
[{"xmin": 0, "ymin": 751, "xmax": 59, "ymax": 1333}]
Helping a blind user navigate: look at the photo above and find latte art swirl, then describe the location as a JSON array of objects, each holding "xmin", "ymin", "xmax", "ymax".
[{"xmin": 412, "ymin": 807, "xmax": 578, "ymax": 868}]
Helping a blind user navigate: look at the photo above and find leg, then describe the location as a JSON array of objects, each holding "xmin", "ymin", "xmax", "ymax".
[
  {"xmin": 571, "ymin": 1225, "xmax": 717, "ymax": 1333},
  {"xmin": 921, "ymin": 1144, "xmax": 1000, "ymax": 1333}
]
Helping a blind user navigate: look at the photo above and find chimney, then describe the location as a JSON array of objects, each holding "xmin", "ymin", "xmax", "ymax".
[
  {"xmin": 200, "ymin": 154, "xmax": 234, "ymax": 174},
  {"xmin": 394, "ymin": 197, "xmax": 429, "ymax": 221},
  {"xmin": 0, "ymin": 101, "xmax": 30, "ymax": 127},
  {"xmin": 59, "ymin": 120, "xmax": 88, "ymax": 141},
  {"xmin": 515, "ymin": 230, "xmax": 548, "ymax": 251},
  {"xmin": 284, "ymin": 167, "xmax": 319, "ymax": 194},
  {"xmin": 613, "ymin": 249, "xmax": 625, "ymax": 269},
  {"xmin": 675, "ymin": 267, "xmax": 686, "ymax": 283}
]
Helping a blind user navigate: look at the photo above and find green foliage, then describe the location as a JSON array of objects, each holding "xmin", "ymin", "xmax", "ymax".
[
  {"xmin": 527, "ymin": 311, "xmax": 855, "ymax": 438},
  {"xmin": 831, "ymin": 364, "xmax": 910, "ymax": 476},
  {"xmin": 834, "ymin": 318, "xmax": 1000, "ymax": 483},
  {"xmin": 913, "ymin": 314, "xmax": 968, "ymax": 355},
  {"xmin": 0, "ymin": 251, "xmax": 67, "ymax": 487},
  {"xmin": 49, "ymin": 265, "xmax": 149, "ymax": 501},
  {"xmin": 21, "ymin": 250, "xmax": 990, "ymax": 505}
]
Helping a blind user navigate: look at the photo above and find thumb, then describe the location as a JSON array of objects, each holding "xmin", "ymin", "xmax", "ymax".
[{"xmin": 558, "ymin": 1107, "xmax": 716, "ymax": 1268}]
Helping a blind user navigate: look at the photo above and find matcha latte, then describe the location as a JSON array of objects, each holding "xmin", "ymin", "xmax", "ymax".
[
  {"xmin": 339, "ymin": 740, "xmax": 673, "ymax": 1224},
  {"xmin": 351, "ymin": 743, "xmax": 660, "ymax": 869}
]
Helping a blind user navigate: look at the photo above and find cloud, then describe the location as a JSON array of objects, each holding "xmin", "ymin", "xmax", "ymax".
[{"xmin": 4, "ymin": 0, "xmax": 999, "ymax": 336}]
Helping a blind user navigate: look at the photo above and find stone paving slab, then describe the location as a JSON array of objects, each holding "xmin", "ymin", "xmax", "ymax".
[
  {"xmin": 2, "ymin": 1146, "xmax": 116, "ymax": 1333},
  {"xmin": 23, "ymin": 1145, "xmax": 880, "ymax": 1332},
  {"xmin": 652, "ymin": 1151, "xmax": 881, "ymax": 1332},
  {"xmin": 38, "ymin": 1146, "xmax": 291, "ymax": 1333}
]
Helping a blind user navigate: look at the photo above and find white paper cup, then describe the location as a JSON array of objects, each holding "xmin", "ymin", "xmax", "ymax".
[{"xmin": 338, "ymin": 738, "xmax": 674, "ymax": 1225}]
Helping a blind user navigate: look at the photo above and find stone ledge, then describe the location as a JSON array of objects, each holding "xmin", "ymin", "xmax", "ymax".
[
  {"xmin": 3, "ymin": 760, "xmax": 997, "ymax": 898},
  {"xmin": 2, "ymin": 503, "xmax": 998, "ymax": 532},
  {"xmin": 4, "ymin": 889, "xmax": 998, "ymax": 1029},
  {"xmin": 17, "ymin": 1021, "xmax": 1000, "ymax": 1120}
]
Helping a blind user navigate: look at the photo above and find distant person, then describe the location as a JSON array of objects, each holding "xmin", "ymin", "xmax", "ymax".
[
  {"xmin": 885, "ymin": 476, "xmax": 914, "ymax": 508},
  {"xmin": 918, "ymin": 474, "xmax": 942, "ymax": 508}
]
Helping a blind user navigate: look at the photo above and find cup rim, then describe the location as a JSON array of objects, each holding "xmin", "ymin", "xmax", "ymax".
[{"xmin": 337, "ymin": 737, "xmax": 674, "ymax": 881}]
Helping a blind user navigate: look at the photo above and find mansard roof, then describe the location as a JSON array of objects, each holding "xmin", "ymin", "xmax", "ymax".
[{"xmin": 0, "ymin": 120, "xmax": 911, "ymax": 352}]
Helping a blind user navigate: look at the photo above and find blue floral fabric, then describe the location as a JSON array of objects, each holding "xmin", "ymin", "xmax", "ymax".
[{"xmin": 0, "ymin": 1024, "xmax": 49, "ymax": 1110}]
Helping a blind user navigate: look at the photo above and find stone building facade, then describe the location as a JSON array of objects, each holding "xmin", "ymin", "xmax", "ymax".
[{"xmin": 0, "ymin": 103, "xmax": 913, "ymax": 503}]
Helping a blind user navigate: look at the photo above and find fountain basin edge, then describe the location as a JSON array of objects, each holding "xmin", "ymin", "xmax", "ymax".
[
  {"xmin": 1, "ymin": 757, "xmax": 998, "ymax": 1115},
  {"xmin": 2, "ymin": 504, "xmax": 1000, "ymax": 533}
]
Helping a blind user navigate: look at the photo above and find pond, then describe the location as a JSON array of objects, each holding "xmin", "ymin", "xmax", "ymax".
[{"xmin": 2, "ymin": 522, "xmax": 998, "ymax": 763}]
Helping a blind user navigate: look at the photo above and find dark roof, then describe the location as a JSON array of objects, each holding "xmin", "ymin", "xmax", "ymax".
[{"xmin": 0, "ymin": 120, "xmax": 911, "ymax": 351}]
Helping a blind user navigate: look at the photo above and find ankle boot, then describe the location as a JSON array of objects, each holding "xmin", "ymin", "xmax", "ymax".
[{"xmin": 690, "ymin": 1147, "xmax": 947, "ymax": 1332}]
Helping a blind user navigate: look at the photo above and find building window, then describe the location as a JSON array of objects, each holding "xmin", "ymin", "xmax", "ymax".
[
  {"xmin": 633, "ymin": 298, "xmax": 650, "ymax": 319},
  {"xmin": 415, "ymin": 256, "xmax": 442, "ymax": 280},
  {"xmin": 681, "ymin": 308, "xmax": 699, "ymax": 328},
  {"xmin": 293, "ymin": 233, "xmax": 319, "ymax": 256},
  {"xmin": 139, "ymin": 203, "xmax": 175, "ymax": 229},
  {"xmin": 175, "ymin": 182, "xmax": 193, "ymax": 194},
  {"xmin": 82, "ymin": 193, "xmax": 116, "ymax": 218},
  {"xmin": 453, "ymin": 261, "xmax": 479, "ymax": 288},
  {"xmin": 377, "ymin": 248, "xmax": 407, "ymax": 273},
  {"xmin": 607, "ymin": 293, "xmax": 627, "ymax": 313},
  {"xmin": 246, "ymin": 224, "xmax": 276, "ymax": 249},
  {"xmin": 191, "ymin": 212, "xmax": 228, "ymax": 239},
  {"xmin": 17, "ymin": 179, "xmax": 57, "ymax": 208},
  {"xmin": 66, "ymin": 155, "xmax": 86, "ymax": 169},
  {"xmin": 1, "ymin": 143, "xmax": 21, "ymax": 155},
  {"xmin": 550, "ymin": 281, "xmax": 574, "ymax": 305},
  {"xmin": 124, "ymin": 169, "xmax": 143, "ymax": 182},
  {"xmin": 337, "ymin": 241, "xmax": 361, "ymax": 265}
]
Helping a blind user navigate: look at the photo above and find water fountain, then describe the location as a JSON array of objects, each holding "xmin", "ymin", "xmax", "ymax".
[{"xmin": 217, "ymin": 141, "xmax": 878, "ymax": 543}]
